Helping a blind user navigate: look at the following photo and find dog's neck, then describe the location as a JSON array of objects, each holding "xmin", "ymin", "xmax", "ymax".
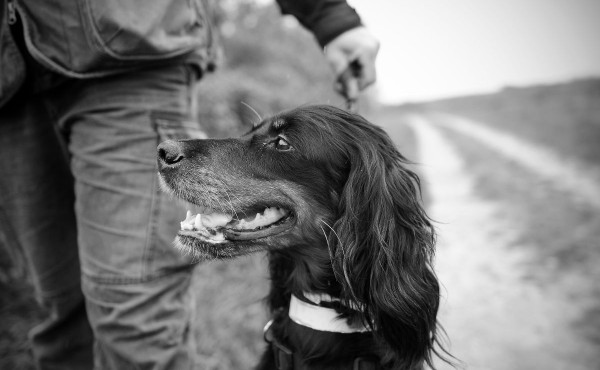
[
  {"xmin": 289, "ymin": 292, "xmax": 370, "ymax": 333},
  {"xmin": 266, "ymin": 249, "xmax": 371, "ymax": 332},
  {"xmin": 262, "ymin": 252, "xmax": 381, "ymax": 369}
]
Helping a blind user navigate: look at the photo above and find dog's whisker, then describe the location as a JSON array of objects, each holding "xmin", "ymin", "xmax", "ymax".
[
  {"xmin": 320, "ymin": 220, "xmax": 360, "ymax": 304},
  {"xmin": 223, "ymin": 189, "xmax": 240, "ymax": 218},
  {"xmin": 319, "ymin": 224, "xmax": 335, "ymax": 263},
  {"xmin": 228, "ymin": 191, "xmax": 244, "ymax": 206},
  {"xmin": 240, "ymin": 101, "xmax": 262, "ymax": 126},
  {"xmin": 223, "ymin": 198, "xmax": 237, "ymax": 219},
  {"xmin": 320, "ymin": 220, "xmax": 340, "ymax": 244},
  {"xmin": 216, "ymin": 198, "xmax": 227, "ymax": 214}
]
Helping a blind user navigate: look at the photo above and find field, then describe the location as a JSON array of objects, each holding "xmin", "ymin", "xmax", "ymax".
[{"xmin": 1, "ymin": 1, "xmax": 599, "ymax": 368}]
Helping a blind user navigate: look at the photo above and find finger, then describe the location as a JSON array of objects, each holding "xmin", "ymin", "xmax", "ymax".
[
  {"xmin": 336, "ymin": 64, "xmax": 360, "ymax": 100},
  {"xmin": 326, "ymin": 48, "xmax": 351, "ymax": 77},
  {"xmin": 343, "ymin": 77, "xmax": 359, "ymax": 100},
  {"xmin": 356, "ymin": 53, "xmax": 377, "ymax": 90}
]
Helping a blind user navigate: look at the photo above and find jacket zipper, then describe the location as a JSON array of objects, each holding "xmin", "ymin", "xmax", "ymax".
[{"xmin": 7, "ymin": 0, "xmax": 17, "ymax": 25}]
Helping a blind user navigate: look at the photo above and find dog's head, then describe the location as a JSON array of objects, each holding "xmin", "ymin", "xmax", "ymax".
[
  {"xmin": 158, "ymin": 105, "xmax": 442, "ymax": 368},
  {"xmin": 157, "ymin": 106, "xmax": 350, "ymax": 258}
]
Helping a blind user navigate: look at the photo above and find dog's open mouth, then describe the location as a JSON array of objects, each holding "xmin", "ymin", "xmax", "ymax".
[{"xmin": 178, "ymin": 206, "xmax": 293, "ymax": 244}]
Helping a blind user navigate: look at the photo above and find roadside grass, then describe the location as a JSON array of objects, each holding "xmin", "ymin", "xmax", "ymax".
[{"xmin": 418, "ymin": 79, "xmax": 600, "ymax": 167}]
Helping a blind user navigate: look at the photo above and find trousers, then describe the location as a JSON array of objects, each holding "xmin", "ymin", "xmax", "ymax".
[{"xmin": 0, "ymin": 62, "xmax": 208, "ymax": 369}]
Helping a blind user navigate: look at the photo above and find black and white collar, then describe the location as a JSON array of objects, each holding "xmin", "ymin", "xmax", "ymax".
[{"xmin": 288, "ymin": 292, "xmax": 370, "ymax": 333}]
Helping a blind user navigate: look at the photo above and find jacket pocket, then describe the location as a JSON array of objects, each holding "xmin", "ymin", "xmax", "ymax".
[{"xmin": 83, "ymin": 0, "xmax": 209, "ymax": 59}]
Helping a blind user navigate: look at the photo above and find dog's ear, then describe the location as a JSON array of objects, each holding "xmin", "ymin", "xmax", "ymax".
[{"xmin": 330, "ymin": 118, "xmax": 440, "ymax": 368}]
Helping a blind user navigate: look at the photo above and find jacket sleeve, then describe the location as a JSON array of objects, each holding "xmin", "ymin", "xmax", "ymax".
[{"xmin": 275, "ymin": 0, "xmax": 362, "ymax": 47}]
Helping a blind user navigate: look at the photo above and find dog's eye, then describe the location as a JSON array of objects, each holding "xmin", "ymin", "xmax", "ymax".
[{"xmin": 273, "ymin": 137, "xmax": 292, "ymax": 151}]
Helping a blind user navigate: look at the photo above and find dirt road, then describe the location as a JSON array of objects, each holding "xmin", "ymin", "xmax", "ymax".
[{"xmin": 381, "ymin": 113, "xmax": 599, "ymax": 370}]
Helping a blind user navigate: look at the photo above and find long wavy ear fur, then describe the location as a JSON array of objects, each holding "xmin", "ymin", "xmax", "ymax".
[{"xmin": 327, "ymin": 110, "xmax": 440, "ymax": 369}]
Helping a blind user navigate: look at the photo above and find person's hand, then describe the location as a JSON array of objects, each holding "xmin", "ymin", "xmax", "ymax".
[{"xmin": 324, "ymin": 26, "xmax": 380, "ymax": 101}]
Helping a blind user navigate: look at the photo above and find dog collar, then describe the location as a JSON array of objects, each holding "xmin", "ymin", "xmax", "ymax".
[{"xmin": 288, "ymin": 293, "xmax": 370, "ymax": 333}]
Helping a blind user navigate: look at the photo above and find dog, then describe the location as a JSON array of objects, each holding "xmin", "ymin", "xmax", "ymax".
[{"xmin": 157, "ymin": 105, "xmax": 449, "ymax": 369}]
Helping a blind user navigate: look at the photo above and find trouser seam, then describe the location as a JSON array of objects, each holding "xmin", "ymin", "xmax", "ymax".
[
  {"xmin": 142, "ymin": 136, "xmax": 161, "ymax": 278},
  {"xmin": 82, "ymin": 264, "xmax": 194, "ymax": 286}
]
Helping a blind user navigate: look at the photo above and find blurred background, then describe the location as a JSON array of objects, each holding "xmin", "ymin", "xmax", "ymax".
[{"xmin": 1, "ymin": 0, "xmax": 599, "ymax": 369}]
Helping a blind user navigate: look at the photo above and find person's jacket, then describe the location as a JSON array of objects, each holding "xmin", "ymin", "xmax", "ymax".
[{"xmin": 0, "ymin": 0, "xmax": 361, "ymax": 108}]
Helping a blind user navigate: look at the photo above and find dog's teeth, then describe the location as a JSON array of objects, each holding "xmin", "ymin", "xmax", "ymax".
[
  {"xmin": 230, "ymin": 207, "xmax": 288, "ymax": 230},
  {"xmin": 201, "ymin": 213, "xmax": 234, "ymax": 228},
  {"xmin": 180, "ymin": 210, "xmax": 196, "ymax": 231},
  {"xmin": 194, "ymin": 214, "xmax": 202, "ymax": 230},
  {"xmin": 181, "ymin": 206, "xmax": 289, "ymax": 232},
  {"xmin": 180, "ymin": 221, "xmax": 194, "ymax": 231}
]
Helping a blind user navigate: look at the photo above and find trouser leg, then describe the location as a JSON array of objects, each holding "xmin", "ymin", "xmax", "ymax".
[
  {"xmin": 50, "ymin": 64, "xmax": 207, "ymax": 369},
  {"xmin": 0, "ymin": 94, "xmax": 94, "ymax": 369}
]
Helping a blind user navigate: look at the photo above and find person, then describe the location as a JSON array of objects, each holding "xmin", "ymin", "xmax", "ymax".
[{"xmin": 0, "ymin": 0, "xmax": 379, "ymax": 368}]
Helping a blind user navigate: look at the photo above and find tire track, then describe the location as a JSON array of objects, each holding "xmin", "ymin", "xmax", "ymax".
[
  {"xmin": 431, "ymin": 113, "xmax": 600, "ymax": 209},
  {"xmin": 400, "ymin": 114, "xmax": 598, "ymax": 370}
]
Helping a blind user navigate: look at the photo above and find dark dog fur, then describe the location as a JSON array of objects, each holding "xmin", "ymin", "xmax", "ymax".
[{"xmin": 157, "ymin": 105, "xmax": 449, "ymax": 369}]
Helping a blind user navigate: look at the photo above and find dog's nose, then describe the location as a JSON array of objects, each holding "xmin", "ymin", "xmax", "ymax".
[{"xmin": 157, "ymin": 140, "xmax": 185, "ymax": 166}]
